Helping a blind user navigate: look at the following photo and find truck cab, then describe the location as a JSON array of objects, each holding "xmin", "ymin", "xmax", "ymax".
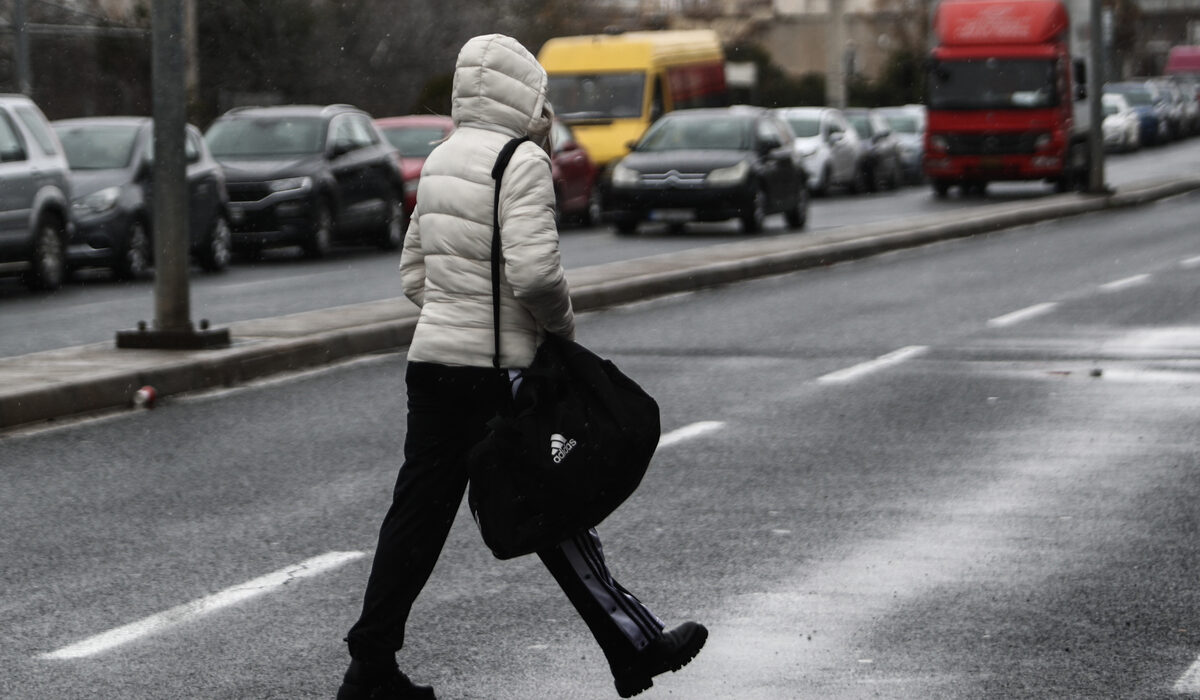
[{"xmin": 923, "ymin": 0, "xmax": 1092, "ymax": 196}]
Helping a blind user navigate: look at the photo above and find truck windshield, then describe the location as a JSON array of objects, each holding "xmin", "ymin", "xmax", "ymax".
[
  {"xmin": 547, "ymin": 73, "xmax": 646, "ymax": 121},
  {"xmin": 928, "ymin": 58, "xmax": 1059, "ymax": 110}
]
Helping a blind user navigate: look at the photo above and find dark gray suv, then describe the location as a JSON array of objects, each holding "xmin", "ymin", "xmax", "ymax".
[
  {"xmin": 0, "ymin": 94, "xmax": 72, "ymax": 291},
  {"xmin": 204, "ymin": 104, "xmax": 406, "ymax": 259}
]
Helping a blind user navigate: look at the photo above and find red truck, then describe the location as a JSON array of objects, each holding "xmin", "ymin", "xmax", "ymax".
[{"xmin": 923, "ymin": 0, "xmax": 1092, "ymax": 196}]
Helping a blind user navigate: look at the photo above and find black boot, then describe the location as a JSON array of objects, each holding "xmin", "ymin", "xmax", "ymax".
[
  {"xmin": 612, "ymin": 621, "xmax": 708, "ymax": 698},
  {"xmin": 336, "ymin": 658, "xmax": 436, "ymax": 700}
]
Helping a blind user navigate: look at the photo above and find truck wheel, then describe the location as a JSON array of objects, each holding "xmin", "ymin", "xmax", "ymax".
[{"xmin": 932, "ymin": 179, "xmax": 951, "ymax": 198}]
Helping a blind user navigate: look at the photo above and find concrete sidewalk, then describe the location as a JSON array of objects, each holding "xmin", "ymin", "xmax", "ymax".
[{"xmin": 3, "ymin": 176, "xmax": 1199, "ymax": 432}]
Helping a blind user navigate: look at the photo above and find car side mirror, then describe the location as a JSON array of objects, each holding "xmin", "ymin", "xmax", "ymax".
[{"xmin": 330, "ymin": 141, "xmax": 355, "ymax": 158}]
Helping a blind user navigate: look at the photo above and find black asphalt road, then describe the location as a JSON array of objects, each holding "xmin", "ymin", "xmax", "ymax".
[
  {"xmin": 3, "ymin": 192, "xmax": 1200, "ymax": 699},
  {"xmin": 2, "ymin": 139, "xmax": 1199, "ymax": 358}
]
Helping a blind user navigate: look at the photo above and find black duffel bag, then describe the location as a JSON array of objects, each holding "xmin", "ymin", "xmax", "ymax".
[
  {"xmin": 466, "ymin": 136, "xmax": 661, "ymax": 559},
  {"xmin": 467, "ymin": 333, "xmax": 660, "ymax": 559}
]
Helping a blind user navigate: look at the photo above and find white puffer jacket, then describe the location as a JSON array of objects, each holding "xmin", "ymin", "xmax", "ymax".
[{"xmin": 400, "ymin": 34, "xmax": 575, "ymax": 369}]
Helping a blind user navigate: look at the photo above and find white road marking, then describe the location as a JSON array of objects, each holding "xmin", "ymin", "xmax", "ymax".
[
  {"xmin": 817, "ymin": 346, "xmax": 927, "ymax": 384},
  {"xmin": 1174, "ymin": 657, "xmax": 1200, "ymax": 693},
  {"xmin": 658, "ymin": 421, "xmax": 724, "ymax": 448},
  {"xmin": 1180, "ymin": 255, "xmax": 1200, "ymax": 269},
  {"xmin": 1099, "ymin": 273, "xmax": 1151, "ymax": 292},
  {"xmin": 40, "ymin": 551, "xmax": 365, "ymax": 660},
  {"xmin": 986, "ymin": 302, "xmax": 1058, "ymax": 328}
]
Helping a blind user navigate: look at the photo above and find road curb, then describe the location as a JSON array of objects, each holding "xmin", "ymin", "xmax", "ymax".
[{"xmin": 3, "ymin": 178, "xmax": 1199, "ymax": 432}]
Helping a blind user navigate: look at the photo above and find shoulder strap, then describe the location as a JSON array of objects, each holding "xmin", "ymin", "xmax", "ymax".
[{"xmin": 490, "ymin": 136, "xmax": 530, "ymax": 369}]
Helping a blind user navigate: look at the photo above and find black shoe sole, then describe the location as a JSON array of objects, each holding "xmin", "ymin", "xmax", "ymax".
[{"xmin": 614, "ymin": 625, "xmax": 708, "ymax": 698}]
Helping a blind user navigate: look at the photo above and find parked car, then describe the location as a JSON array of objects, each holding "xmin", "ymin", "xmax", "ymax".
[
  {"xmin": 51, "ymin": 117, "xmax": 231, "ymax": 279},
  {"xmin": 773, "ymin": 106, "xmax": 864, "ymax": 195},
  {"xmin": 0, "ymin": 94, "xmax": 72, "ymax": 291},
  {"xmin": 204, "ymin": 104, "xmax": 405, "ymax": 258},
  {"xmin": 549, "ymin": 119, "xmax": 600, "ymax": 225},
  {"xmin": 875, "ymin": 105, "xmax": 926, "ymax": 184},
  {"xmin": 605, "ymin": 106, "xmax": 808, "ymax": 235},
  {"xmin": 1105, "ymin": 82, "xmax": 1168, "ymax": 146},
  {"xmin": 1100, "ymin": 93, "xmax": 1141, "ymax": 152},
  {"xmin": 843, "ymin": 108, "xmax": 903, "ymax": 192},
  {"xmin": 374, "ymin": 114, "xmax": 453, "ymax": 217}
]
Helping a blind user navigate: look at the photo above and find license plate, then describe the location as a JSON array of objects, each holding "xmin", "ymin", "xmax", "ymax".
[{"xmin": 649, "ymin": 209, "xmax": 694, "ymax": 223}]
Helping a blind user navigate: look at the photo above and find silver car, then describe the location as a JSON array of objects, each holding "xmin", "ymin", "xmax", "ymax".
[
  {"xmin": 774, "ymin": 106, "xmax": 865, "ymax": 195},
  {"xmin": 0, "ymin": 94, "xmax": 72, "ymax": 291}
]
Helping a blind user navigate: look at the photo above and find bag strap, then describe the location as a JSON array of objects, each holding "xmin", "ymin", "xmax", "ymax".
[{"xmin": 489, "ymin": 136, "xmax": 530, "ymax": 370}]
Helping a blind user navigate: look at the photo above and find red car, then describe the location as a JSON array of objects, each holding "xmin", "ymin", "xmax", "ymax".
[
  {"xmin": 550, "ymin": 119, "xmax": 600, "ymax": 226},
  {"xmin": 374, "ymin": 115, "xmax": 455, "ymax": 216}
]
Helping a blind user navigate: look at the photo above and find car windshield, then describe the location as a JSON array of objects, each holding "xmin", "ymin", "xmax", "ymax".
[
  {"xmin": 637, "ymin": 115, "xmax": 752, "ymax": 151},
  {"xmin": 547, "ymin": 73, "xmax": 646, "ymax": 120},
  {"xmin": 1109, "ymin": 86, "xmax": 1155, "ymax": 107},
  {"xmin": 54, "ymin": 124, "xmax": 140, "ymax": 170},
  {"xmin": 847, "ymin": 114, "xmax": 874, "ymax": 137},
  {"xmin": 381, "ymin": 126, "xmax": 445, "ymax": 158},
  {"xmin": 928, "ymin": 58, "xmax": 1059, "ymax": 110},
  {"xmin": 783, "ymin": 116, "xmax": 821, "ymax": 138},
  {"xmin": 205, "ymin": 116, "xmax": 325, "ymax": 157},
  {"xmin": 881, "ymin": 114, "xmax": 921, "ymax": 133}
]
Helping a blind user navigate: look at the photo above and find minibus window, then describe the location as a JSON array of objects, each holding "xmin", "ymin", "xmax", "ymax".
[{"xmin": 548, "ymin": 73, "xmax": 646, "ymax": 121}]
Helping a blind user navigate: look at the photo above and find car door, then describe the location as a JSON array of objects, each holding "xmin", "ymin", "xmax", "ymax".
[
  {"xmin": 754, "ymin": 117, "xmax": 796, "ymax": 210},
  {"xmin": 327, "ymin": 114, "xmax": 381, "ymax": 232},
  {"xmin": 823, "ymin": 114, "xmax": 850, "ymax": 184},
  {"xmin": 552, "ymin": 120, "xmax": 591, "ymax": 213},
  {"xmin": 185, "ymin": 127, "xmax": 221, "ymax": 242},
  {"xmin": 0, "ymin": 109, "xmax": 35, "ymax": 256}
]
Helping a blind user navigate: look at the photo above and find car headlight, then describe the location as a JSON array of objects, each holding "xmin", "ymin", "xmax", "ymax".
[
  {"xmin": 267, "ymin": 176, "xmax": 313, "ymax": 193},
  {"xmin": 611, "ymin": 164, "xmax": 640, "ymax": 187},
  {"xmin": 72, "ymin": 186, "xmax": 121, "ymax": 216},
  {"xmin": 706, "ymin": 161, "xmax": 749, "ymax": 186}
]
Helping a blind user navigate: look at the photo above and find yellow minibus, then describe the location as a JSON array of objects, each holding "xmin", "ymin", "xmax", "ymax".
[{"xmin": 537, "ymin": 30, "xmax": 727, "ymax": 167}]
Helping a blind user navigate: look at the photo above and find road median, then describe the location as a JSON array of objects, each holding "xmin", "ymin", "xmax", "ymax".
[{"xmin": 3, "ymin": 177, "xmax": 1199, "ymax": 432}]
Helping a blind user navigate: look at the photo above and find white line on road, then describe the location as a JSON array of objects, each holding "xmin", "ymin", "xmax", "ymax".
[
  {"xmin": 40, "ymin": 551, "xmax": 365, "ymax": 660},
  {"xmin": 1174, "ymin": 657, "xmax": 1200, "ymax": 693},
  {"xmin": 816, "ymin": 346, "xmax": 928, "ymax": 384},
  {"xmin": 1181, "ymin": 255, "xmax": 1200, "ymax": 269},
  {"xmin": 658, "ymin": 421, "xmax": 725, "ymax": 448},
  {"xmin": 1099, "ymin": 273, "xmax": 1151, "ymax": 292},
  {"xmin": 986, "ymin": 302, "xmax": 1059, "ymax": 328}
]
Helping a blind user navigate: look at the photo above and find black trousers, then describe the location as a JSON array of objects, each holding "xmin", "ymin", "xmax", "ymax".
[{"xmin": 346, "ymin": 361, "xmax": 663, "ymax": 670}]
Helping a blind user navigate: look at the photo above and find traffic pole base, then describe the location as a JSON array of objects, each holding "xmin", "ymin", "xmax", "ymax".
[{"xmin": 115, "ymin": 326, "xmax": 231, "ymax": 350}]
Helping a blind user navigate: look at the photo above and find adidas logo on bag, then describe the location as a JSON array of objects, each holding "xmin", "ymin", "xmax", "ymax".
[{"xmin": 550, "ymin": 433, "xmax": 577, "ymax": 464}]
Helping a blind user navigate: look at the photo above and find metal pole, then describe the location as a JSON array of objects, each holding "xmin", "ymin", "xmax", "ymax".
[
  {"xmin": 14, "ymin": 0, "xmax": 32, "ymax": 95},
  {"xmin": 1087, "ymin": 0, "xmax": 1107, "ymax": 193},
  {"xmin": 151, "ymin": 0, "xmax": 191, "ymax": 333},
  {"xmin": 827, "ymin": 0, "xmax": 847, "ymax": 108}
]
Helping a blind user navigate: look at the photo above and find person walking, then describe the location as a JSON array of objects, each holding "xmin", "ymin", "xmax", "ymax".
[{"xmin": 336, "ymin": 34, "xmax": 707, "ymax": 700}]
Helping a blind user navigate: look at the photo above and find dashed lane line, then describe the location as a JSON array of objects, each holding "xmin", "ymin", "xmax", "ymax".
[
  {"xmin": 1180, "ymin": 255, "xmax": 1200, "ymax": 269},
  {"xmin": 1099, "ymin": 273, "xmax": 1151, "ymax": 292},
  {"xmin": 1175, "ymin": 657, "xmax": 1200, "ymax": 693},
  {"xmin": 986, "ymin": 302, "xmax": 1059, "ymax": 328},
  {"xmin": 658, "ymin": 421, "xmax": 725, "ymax": 448},
  {"xmin": 816, "ymin": 346, "xmax": 928, "ymax": 384},
  {"xmin": 40, "ymin": 551, "xmax": 365, "ymax": 660}
]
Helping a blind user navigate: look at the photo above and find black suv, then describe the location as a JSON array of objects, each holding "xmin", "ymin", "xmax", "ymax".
[
  {"xmin": 0, "ymin": 94, "xmax": 73, "ymax": 291},
  {"xmin": 204, "ymin": 104, "xmax": 406, "ymax": 258}
]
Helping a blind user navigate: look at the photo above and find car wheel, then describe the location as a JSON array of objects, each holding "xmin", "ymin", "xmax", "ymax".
[
  {"xmin": 785, "ymin": 184, "xmax": 808, "ymax": 230},
  {"xmin": 197, "ymin": 215, "xmax": 232, "ymax": 272},
  {"xmin": 25, "ymin": 216, "xmax": 66, "ymax": 291},
  {"xmin": 613, "ymin": 217, "xmax": 639, "ymax": 236},
  {"xmin": 740, "ymin": 187, "xmax": 767, "ymax": 234},
  {"xmin": 583, "ymin": 187, "xmax": 603, "ymax": 227},
  {"xmin": 115, "ymin": 219, "xmax": 152, "ymax": 280},
  {"xmin": 302, "ymin": 199, "xmax": 334, "ymax": 259},
  {"xmin": 378, "ymin": 196, "xmax": 405, "ymax": 250}
]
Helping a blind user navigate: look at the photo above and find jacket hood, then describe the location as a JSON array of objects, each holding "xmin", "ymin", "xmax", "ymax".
[{"xmin": 451, "ymin": 34, "xmax": 552, "ymax": 149}]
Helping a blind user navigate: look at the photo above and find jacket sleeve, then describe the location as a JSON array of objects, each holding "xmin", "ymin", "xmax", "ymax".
[
  {"xmin": 398, "ymin": 205, "xmax": 426, "ymax": 308},
  {"xmin": 498, "ymin": 143, "xmax": 575, "ymax": 340}
]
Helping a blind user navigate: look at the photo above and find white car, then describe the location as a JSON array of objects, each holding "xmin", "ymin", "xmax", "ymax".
[
  {"xmin": 774, "ymin": 107, "xmax": 864, "ymax": 195},
  {"xmin": 1102, "ymin": 93, "xmax": 1141, "ymax": 152}
]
